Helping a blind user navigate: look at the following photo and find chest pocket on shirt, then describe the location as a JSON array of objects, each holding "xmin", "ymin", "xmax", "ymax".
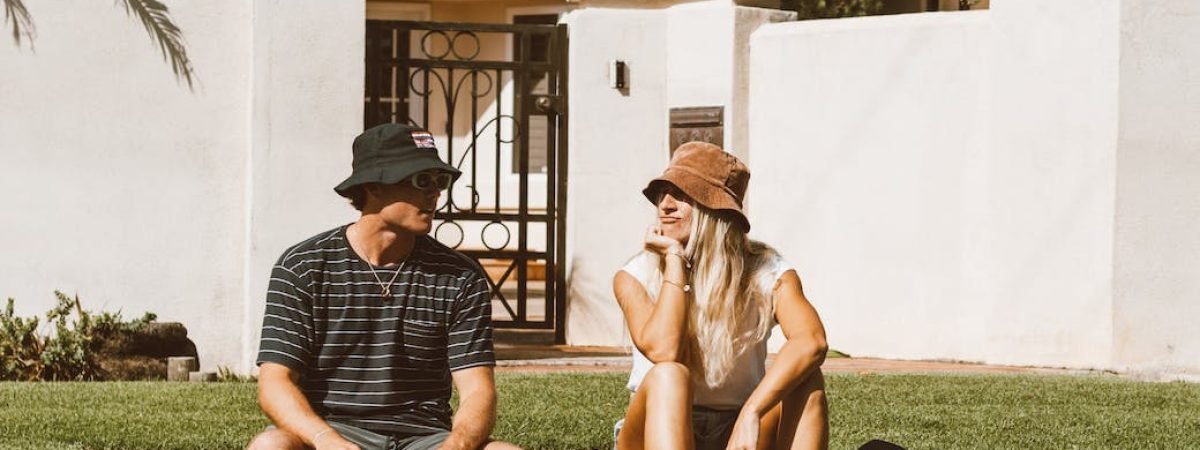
[{"xmin": 402, "ymin": 319, "xmax": 448, "ymax": 366}]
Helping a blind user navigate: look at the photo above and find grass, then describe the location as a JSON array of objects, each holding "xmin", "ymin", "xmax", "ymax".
[{"xmin": 1, "ymin": 373, "xmax": 1198, "ymax": 449}]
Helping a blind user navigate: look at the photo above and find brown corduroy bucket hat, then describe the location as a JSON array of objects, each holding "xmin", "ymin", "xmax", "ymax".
[{"xmin": 642, "ymin": 141, "xmax": 751, "ymax": 232}]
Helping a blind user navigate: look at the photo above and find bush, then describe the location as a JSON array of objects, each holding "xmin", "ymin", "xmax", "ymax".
[
  {"xmin": 0, "ymin": 291, "xmax": 156, "ymax": 381},
  {"xmin": 784, "ymin": 0, "xmax": 885, "ymax": 20}
]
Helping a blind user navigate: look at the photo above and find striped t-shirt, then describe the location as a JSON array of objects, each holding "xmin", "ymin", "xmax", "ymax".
[{"xmin": 256, "ymin": 225, "xmax": 495, "ymax": 436}]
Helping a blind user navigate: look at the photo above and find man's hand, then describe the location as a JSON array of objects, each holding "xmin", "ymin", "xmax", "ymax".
[
  {"xmin": 725, "ymin": 409, "xmax": 761, "ymax": 450},
  {"xmin": 313, "ymin": 431, "xmax": 361, "ymax": 450},
  {"xmin": 444, "ymin": 366, "xmax": 498, "ymax": 450},
  {"xmin": 258, "ymin": 363, "xmax": 358, "ymax": 450}
]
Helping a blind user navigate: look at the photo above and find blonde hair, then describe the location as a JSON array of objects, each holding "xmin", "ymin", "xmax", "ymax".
[{"xmin": 646, "ymin": 206, "xmax": 774, "ymax": 388}]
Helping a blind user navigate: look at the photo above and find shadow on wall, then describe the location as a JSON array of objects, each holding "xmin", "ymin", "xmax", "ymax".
[{"xmin": 566, "ymin": 255, "xmax": 630, "ymax": 347}]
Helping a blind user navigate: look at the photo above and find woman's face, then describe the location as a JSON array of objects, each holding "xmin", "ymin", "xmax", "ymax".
[{"xmin": 656, "ymin": 186, "xmax": 694, "ymax": 246}]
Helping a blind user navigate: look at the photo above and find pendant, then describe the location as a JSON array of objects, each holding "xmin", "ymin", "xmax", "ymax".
[{"xmin": 381, "ymin": 286, "xmax": 392, "ymax": 299}]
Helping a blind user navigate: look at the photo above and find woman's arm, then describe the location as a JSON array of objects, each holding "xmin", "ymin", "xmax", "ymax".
[
  {"xmin": 612, "ymin": 227, "xmax": 693, "ymax": 363},
  {"xmin": 739, "ymin": 270, "xmax": 828, "ymax": 422}
]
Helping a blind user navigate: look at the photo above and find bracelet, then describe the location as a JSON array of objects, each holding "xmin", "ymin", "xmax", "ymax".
[
  {"xmin": 665, "ymin": 249, "xmax": 692, "ymax": 269},
  {"xmin": 663, "ymin": 278, "xmax": 691, "ymax": 293},
  {"xmin": 313, "ymin": 428, "xmax": 333, "ymax": 444}
]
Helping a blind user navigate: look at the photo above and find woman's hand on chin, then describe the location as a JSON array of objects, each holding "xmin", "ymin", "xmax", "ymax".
[{"xmin": 644, "ymin": 225, "xmax": 683, "ymax": 256}]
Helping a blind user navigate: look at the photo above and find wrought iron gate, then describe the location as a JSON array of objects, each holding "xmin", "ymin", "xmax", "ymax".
[{"xmin": 364, "ymin": 20, "xmax": 568, "ymax": 342}]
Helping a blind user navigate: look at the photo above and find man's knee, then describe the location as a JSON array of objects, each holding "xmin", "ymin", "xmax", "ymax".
[
  {"xmin": 246, "ymin": 428, "xmax": 306, "ymax": 450},
  {"xmin": 482, "ymin": 440, "xmax": 524, "ymax": 450}
]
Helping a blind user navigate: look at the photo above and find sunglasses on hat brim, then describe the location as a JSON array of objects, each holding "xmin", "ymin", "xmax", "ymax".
[{"xmin": 409, "ymin": 171, "xmax": 454, "ymax": 191}]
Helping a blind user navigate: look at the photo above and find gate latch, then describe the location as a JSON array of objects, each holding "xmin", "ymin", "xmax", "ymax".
[{"xmin": 532, "ymin": 95, "xmax": 563, "ymax": 115}]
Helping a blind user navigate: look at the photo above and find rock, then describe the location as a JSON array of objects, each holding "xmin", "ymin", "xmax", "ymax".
[
  {"xmin": 167, "ymin": 356, "xmax": 198, "ymax": 382},
  {"xmin": 127, "ymin": 322, "xmax": 198, "ymax": 359}
]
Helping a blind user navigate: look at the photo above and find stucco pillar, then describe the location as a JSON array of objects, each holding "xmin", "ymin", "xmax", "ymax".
[
  {"xmin": 665, "ymin": 2, "xmax": 794, "ymax": 163},
  {"xmin": 562, "ymin": 2, "xmax": 792, "ymax": 347}
]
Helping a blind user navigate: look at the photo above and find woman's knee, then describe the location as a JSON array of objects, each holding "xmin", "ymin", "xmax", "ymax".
[{"xmin": 644, "ymin": 361, "xmax": 691, "ymax": 386}]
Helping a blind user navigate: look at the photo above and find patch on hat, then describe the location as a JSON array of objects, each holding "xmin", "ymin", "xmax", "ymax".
[{"xmin": 411, "ymin": 131, "xmax": 437, "ymax": 149}]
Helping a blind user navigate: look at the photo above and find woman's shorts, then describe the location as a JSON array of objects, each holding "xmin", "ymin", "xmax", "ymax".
[
  {"xmin": 691, "ymin": 405, "xmax": 740, "ymax": 450},
  {"xmin": 613, "ymin": 405, "xmax": 741, "ymax": 450}
]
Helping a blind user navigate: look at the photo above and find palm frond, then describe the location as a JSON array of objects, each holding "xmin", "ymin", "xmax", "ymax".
[
  {"xmin": 117, "ymin": 0, "xmax": 196, "ymax": 90},
  {"xmin": 3, "ymin": 0, "xmax": 36, "ymax": 48}
]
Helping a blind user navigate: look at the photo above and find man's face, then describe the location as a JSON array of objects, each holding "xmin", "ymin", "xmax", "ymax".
[{"xmin": 367, "ymin": 171, "xmax": 451, "ymax": 234}]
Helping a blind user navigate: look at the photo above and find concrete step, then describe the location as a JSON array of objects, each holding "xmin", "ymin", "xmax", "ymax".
[{"xmin": 494, "ymin": 328, "xmax": 556, "ymax": 346}]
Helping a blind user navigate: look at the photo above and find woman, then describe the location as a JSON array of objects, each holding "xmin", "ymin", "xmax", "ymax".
[{"xmin": 614, "ymin": 142, "xmax": 829, "ymax": 450}]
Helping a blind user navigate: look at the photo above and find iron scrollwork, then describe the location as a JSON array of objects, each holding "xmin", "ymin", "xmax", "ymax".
[{"xmin": 365, "ymin": 20, "xmax": 566, "ymax": 335}]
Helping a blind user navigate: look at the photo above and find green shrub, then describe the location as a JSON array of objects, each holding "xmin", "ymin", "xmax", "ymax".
[
  {"xmin": 0, "ymin": 292, "xmax": 156, "ymax": 381},
  {"xmin": 784, "ymin": 0, "xmax": 885, "ymax": 20},
  {"xmin": 0, "ymin": 298, "xmax": 42, "ymax": 380}
]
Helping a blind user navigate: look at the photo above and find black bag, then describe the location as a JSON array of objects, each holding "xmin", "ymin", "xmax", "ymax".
[{"xmin": 858, "ymin": 439, "xmax": 907, "ymax": 450}]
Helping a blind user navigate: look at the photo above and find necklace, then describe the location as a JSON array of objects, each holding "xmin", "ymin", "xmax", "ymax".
[{"xmin": 366, "ymin": 258, "xmax": 406, "ymax": 300}]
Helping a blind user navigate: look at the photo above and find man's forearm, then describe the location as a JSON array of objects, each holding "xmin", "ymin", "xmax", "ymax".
[
  {"xmin": 258, "ymin": 365, "xmax": 336, "ymax": 447},
  {"xmin": 440, "ymin": 388, "xmax": 496, "ymax": 450}
]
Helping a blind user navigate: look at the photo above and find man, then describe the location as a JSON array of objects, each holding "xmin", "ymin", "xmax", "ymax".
[{"xmin": 247, "ymin": 123, "xmax": 520, "ymax": 450}]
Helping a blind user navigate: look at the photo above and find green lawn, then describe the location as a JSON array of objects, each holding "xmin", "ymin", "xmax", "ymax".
[{"xmin": 1, "ymin": 373, "xmax": 1197, "ymax": 450}]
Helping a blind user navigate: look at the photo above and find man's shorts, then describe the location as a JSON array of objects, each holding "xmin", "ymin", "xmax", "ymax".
[
  {"xmin": 329, "ymin": 421, "xmax": 449, "ymax": 450},
  {"xmin": 269, "ymin": 421, "xmax": 449, "ymax": 450}
]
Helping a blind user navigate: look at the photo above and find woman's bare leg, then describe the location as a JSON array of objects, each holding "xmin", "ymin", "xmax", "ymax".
[
  {"xmin": 766, "ymin": 369, "xmax": 828, "ymax": 450},
  {"xmin": 617, "ymin": 362, "xmax": 695, "ymax": 450},
  {"xmin": 752, "ymin": 369, "xmax": 829, "ymax": 450}
]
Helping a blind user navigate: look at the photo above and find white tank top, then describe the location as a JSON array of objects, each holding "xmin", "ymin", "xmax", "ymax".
[{"xmin": 620, "ymin": 244, "xmax": 794, "ymax": 409}]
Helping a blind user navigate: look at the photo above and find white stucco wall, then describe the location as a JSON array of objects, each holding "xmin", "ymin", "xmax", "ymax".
[
  {"xmin": 750, "ymin": 0, "xmax": 1198, "ymax": 373},
  {"xmin": 981, "ymin": 0, "xmax": 1120, "ymax": 369},
  {"xmin": 5, "ymin": 0, "xmax": 1194, "ymax": 375},
  {"xmin": 562, "ymin": 8, "xmax": 669, "ymax": 346},
  {"xmin": 243, "ymin": 0, "xmax": 365, "ymax": 371},
  {"xmin": 1112, "ymin": 0, "xmax": 1200, "ymax": 378},
  {"xmin": 0, "ymin": 1, "xmax": 253, "ymax": 371},
  {"xmin": 562, "ymin": 2, "xmax": 790, "ymax": 346},
  {"xmin": 666, "ymin": 2, "xmax": 734, "ymax": 153},
  {"xmin": 750, "ymin": 11, "xmax": 999, "ymax": 364},
  {"xmin": 0, "ymin": 0, "xmax": 364, "ymax": 372}
]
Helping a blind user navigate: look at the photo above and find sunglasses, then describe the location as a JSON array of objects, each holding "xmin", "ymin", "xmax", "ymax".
[{"xmin": 409, "ymin": 171, "xmax": 454, "ymax": 191}]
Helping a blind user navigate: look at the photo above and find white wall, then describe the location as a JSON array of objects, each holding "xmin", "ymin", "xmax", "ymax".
[
  {"xmin": 243, "ymin": 0, "xmax": 365, "ymax": 371},
  {"xmin": 732, "ymin": 7, "xmax": 795, "ymax": 166},
  {"xmin": 750, "ymin": 11, "xmax": 999, "ymax": 363},
  {"xmin": 1112, "ymin": 0, "xmax": 1200, "ymax": 378},
  {"xmin": 0, "ymin": 1, "xmax": 253, "ymax": 371},
  {"xmin": 562, "ymin": 2, "xmax": 790, "ymax": 346},
  {"xmin": 0, "ymin": 0, "xmax": 365, "ymax": 372},
  {"xmin": 666, "ymin": 2, "xmax": 734, "ymax": 152},
  {"xmin": 981, "ymin": 0, "xmax": 1119, "ymax": 369},
  {"xmin": 562, "ymin": 8, "xmax": 668, "ymax": 346},
  {"xmin": 750, "ymin": 0, "xmax": 1199, "ymax": 374}
]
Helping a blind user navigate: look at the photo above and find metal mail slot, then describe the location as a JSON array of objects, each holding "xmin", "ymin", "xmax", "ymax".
[{"xmin": 669, "ymin": 106, "xmax": 724, "ymax": 155}]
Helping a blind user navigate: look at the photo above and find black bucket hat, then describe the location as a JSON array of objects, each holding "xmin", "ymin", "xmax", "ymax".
[{"xmin": 334, "ymin": 123, "xmax": 461, "ymax": 197}]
